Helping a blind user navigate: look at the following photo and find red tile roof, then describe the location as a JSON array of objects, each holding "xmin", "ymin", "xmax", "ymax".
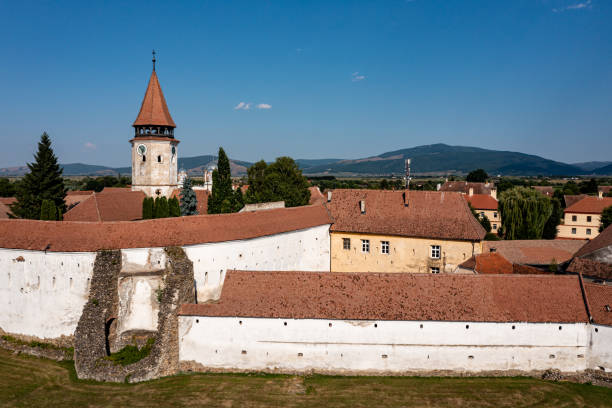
[
  {"xmin": 483, "ymin": 240, "xmax": 586, "ymax": 265},
  {"xmin": 460, "ymin": 253, "xmax": 513, "ymax": 274},
  {"xmin": 133, "ymin": 70, "xmax": 176, "ymax": 128},
  {"xmin": 598, "ymin": 186, "xmax": 612, "ymax": 195},
  {"xmin": 309, "ymin": 186, "xmax": 325, "ymax": 205},
  {"xmin": 179, "ymin": 271, "xmax": 588, "ymax": 323},
  {"xmin": 533, "ymin": 186, "xmax": 554, "ymax": 196},
  {"xmin": 465, "ymin": 194, "xmax": 498, "ymax": 210},
  {"xmin": 564, "ymin": 194, "xmax": 588, "ymax": 208},
  {"xmin": 574, "ymin": 224, "xmax": 612, "ymax": 258},
  {"xmin": 0, "ymin": 202, "xmax": 13, "ymax": 219},
  {"xmin": 63, "ymin": 191, "xmax": 145, "ymax": 222},
  {"xmin": 566, "ymin": 258, "xmax": 612, "ymax": 281},
  {"xmin": 584, "ymin": 283, "xmax": 612, "ymax": 326},
  {"xmin": 439, "ymin": 181, "xmax": 494, "ymax": 195},
  {"xmin": 0, "ymin": 205, "xmax": 331, "ymax": 252},
  {"xmin": 327, "ymin": 189, "xmax": 485, "ymax": 241},
  {"xmin": 565, "ymin": 196, "xmax": 612, "ymax": 214},
  {"xmin": 0, "ymin": 197, "xmax": 16, "ymax": 205}
]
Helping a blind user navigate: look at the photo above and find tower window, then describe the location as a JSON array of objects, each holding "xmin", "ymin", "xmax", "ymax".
[
  {"xmin": 157, "ymin": 155, "xmax": 162, "ymax": 163},
  {"xmin": 142, "ymin": 155, "xmax": 146, "ymax": 162}
]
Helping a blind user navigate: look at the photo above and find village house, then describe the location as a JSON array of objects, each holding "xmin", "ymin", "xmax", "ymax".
[
  {"xmin": 439, "ymin": 181, "xmax": 497, "ymax": 200},
  {"xmin": 464, "ymin": 191, "xmax": 501, "ymax": 233},
  {"xmin": 557, "ymin": 195, "xmax": 612, "ymax": 240},
  {"xmin": 566, "ymin": 224, "xmax": 612, "ymax": 283},
  {"xmin": 326, "ymin": 189, "xmax": 485, "ymax": 273},
  {"xmin": 481, "ymin": 240, "xmax": 585, "ymax": 270}
]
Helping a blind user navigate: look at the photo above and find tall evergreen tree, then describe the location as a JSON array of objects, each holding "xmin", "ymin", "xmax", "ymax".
[
  {"xmin": 154, "ymin": 196, "xmax": 169, "ymax": 218},
  {"xmin": 499, "ymin": 187, "xmax": 552, "ymax": 240},
  {"xmin": 142, "ymin": 197, "xmax": 154, "ymax": 219},
  {"xmin": 179, "ymin": 177, "xmax": 199, "ymax": 216},
  {"xmin": 168, "ymin": 197, "xmax": 181, "ymax": 217},
  {"xmin": 208, "ymin": 147, "xmax": 239, "ymax": 214},
  {"xmin": 11, "ymin": 133, "xmax": 66, "ymax": 219},
  {"xmin": 40, "ymin": 199, "xmax": 57, "ymax": 220}
]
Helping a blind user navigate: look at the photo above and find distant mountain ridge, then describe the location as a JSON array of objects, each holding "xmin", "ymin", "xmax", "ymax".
[{"xmin": 0, "ymin": 144, "xmax": 601, "ymax": 177}]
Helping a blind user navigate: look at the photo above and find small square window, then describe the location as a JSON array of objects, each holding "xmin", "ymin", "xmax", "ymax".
[
  {"xmin": 342, "ymin": 238, "xmax": 350, "ymax": 250},
  {"xmin": 493, "ymin": 224, "xmax": 497, "ymax": 230},
  {"xmin": 381, "ymin": 241, "xmax": 390, "ymax": 254},
  {"xmin": 430, "ymin": 245, "xmax": 441, "ymax": 259},
  {"xmin": 361, "ymin": 239, "xmax": 370, "ymax": 253},
  {"xmin": 572, "ymin": 215, "xmax": 577, "ymax": 222},
  {"xmin": 586, "ymin": 228, "xmax": 591, "ymax": 235},
  {"xmin": 571, "ymin": 228, "xmax": 577, "ymax": 234},
  {"xmin": 587, "ymin": 216, "xmax": 592, "ymax": 223},
  {"xmin": 494, "ymin": 212, "xmax": 498, "ymax": 218},
  {"xmin": 431, "ymin": 267, "xmax": 440, "ymax": 274}
]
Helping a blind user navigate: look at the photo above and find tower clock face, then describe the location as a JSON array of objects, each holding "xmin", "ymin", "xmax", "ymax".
[{"xmin": 137, "ymin": 144, "xmax": 147, "ymax": 155}]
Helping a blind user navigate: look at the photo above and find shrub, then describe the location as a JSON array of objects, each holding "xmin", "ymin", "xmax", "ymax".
[{"xmin": 105, "ymin": 338, "xmax": 154, "ymax": 366}]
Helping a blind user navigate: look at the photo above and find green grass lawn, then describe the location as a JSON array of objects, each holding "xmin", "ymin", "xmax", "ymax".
[{"xmin": 0, "ymin": 349, "xmax": 611, "ymax": 407}]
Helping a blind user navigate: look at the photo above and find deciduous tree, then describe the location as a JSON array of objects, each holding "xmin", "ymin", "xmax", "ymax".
[
  {"xmin": 542, "ymin": 198, "xmax": 563, "ymax": 239},
  {"xmin": 245, "ymin": 157, "xmax": 310, "ymax": 207},
  {"xmin": 499, "ymin": 187, "xmax": 552, "ymax": 240},
  {"xmin": 601, "ymin": 205, "xmax": 612, "ymax": 232},
  {"xmin": 466, "ymin": 169, "xmax": 488, "ymax": 183}
]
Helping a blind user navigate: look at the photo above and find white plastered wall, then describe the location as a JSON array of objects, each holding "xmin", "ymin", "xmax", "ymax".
[
  {"xmin": 0, "ymin": 248, "xmax": 95, "ymax": 339},
  {"xmin": 184, "ymin": 224, "xmax": 331, "ymax": 301},
  {"xmin": 589, "ymin": 325, "xmax": 612, "ymax": 372},
  {"xmin": 179, "ymin": 317, "xmax": 591, "ymax": 373}
]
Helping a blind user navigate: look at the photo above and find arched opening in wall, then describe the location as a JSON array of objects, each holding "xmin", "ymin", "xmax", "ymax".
[
  {"xmin": 143, "ymin": 155, "xmax": 146, "ymax": 162},
  {"xmin": 105, "ymin": 317, "xmax": 116, "ymax": 356}
]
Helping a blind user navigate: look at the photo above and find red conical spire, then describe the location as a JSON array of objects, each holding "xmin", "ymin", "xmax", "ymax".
[{"xmin": 133, "ymin": 70, "xmax": 176, "ymax": 128}]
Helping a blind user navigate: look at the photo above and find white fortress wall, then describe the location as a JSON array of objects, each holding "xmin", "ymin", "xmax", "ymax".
[
  {"xmin": 184, "ymin": 224, "xmax": 331, "ymax": 302},
  {"xmin": 0, "ymin": 248, "xmax": 95, "ymax": 339},
  {"xmin": 589, "ymin": 325, "xmax": 612, "ymax": 372},
  {"xmin": 179, "ymin": 317, "xmax": 591, "ymax": 373}
]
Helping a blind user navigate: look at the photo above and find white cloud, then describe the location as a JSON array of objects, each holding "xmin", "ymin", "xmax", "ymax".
[
  {"xmin": 352, "ymin": 72, "xmax": 366, "ymax": 82},
  {"xmin": 234, "ymin": 102, "xmax": 251, "ymax": 110},
  {"xmin": 84, "ymin": 142, "xmax": 96, "ymax": 151},
  {"xmin": 256, "ymin": 103, "xmax": 272, "ymax": 109},
  {"xmin": 553, "ymin": 0, "xmax": 592, "ymax": 12}
]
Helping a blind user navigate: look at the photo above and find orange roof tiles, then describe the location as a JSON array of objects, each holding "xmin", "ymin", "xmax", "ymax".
[
  {"xmin": 0, "ymin": 204, "xmax": 331, "ymax": 252},
  {"xmin": 584, "ymin": 283, "xmax": 612, "ymax": 326},
  {"xmin": 564, "ymin": 194, "xmax": 588, "ymax": 208},
  {"xmin": 133, "ymin": 71, "xmax": 176, "ymax": 128},
  {"xmin": 465, "ymin": 194, "xmax": 498, "ymax": 210},
  {"xmin": 483, "ymin": 240, "xmax": 586, "ymax": 265},
  {"xmin": 308, "ymin": 186, "xmax": 325, "ymax": 205},
  {"xmin": 63, "ymin": 191, "xmax": 145, "ymax": 222},
  {"xmin": 171, "ymin": 189, "xmax": 209, "ymax": 215},
  {"xmin": 574, "ymin": 224, "xmax": 612, "ymax": 258},
  {"xmin": 179, "ymin": 271, "xmax": 588, "ymax": 323},
  {"xmin": 439, "ymin": 181, "xmax": 494, "ymax": 195},
  {"xmin": 327, "ymin": 189, "xmax": 485, "ymax": 241},
  {"xmin": 460, "ymin": 253, "xmax": 513, "ymax": 274},
  {"xmin": 565, "ymin": 196, "xmax": 612, "ymax": 214}
]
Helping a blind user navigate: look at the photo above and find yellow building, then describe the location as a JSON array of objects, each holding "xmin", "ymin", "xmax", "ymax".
[
  {"xmin": 465, "ymin": 193, "xmax": 501, "ymax": 233},
  {"xmin": 326, "ymin": 189, "xmax": 486, "ymax": 273},
  {"xmin": 557, "ymin": 196, "xmax": 612, "ymax": 240}
]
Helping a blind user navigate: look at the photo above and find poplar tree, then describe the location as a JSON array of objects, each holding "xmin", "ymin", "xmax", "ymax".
[
  {"xmin": 179, "ymin": 177, "xmax": 199, "ymax": 216},
  {"xmin": 208, "ymin": 147, "xmax": 241, "ymax": 213},
  {"xmin": 11, "ymin": 133, "xmax": 66, "ymax": 219},
  {"xmin": 142, "ymin": 197, "xmax": 154, "ymax": 219},
  {"xmin": 40, "ymin": 199, "xmax": 57, "ymax": 220},
  {"xmin": 168, "ymin": 197, "xmax": 181, "ymax": 217},
  {"xmin": 154, "ymin": 196, "xmax": 169, "ymax": 218},
  {"xmin": 499, "ymin": 187, "xmax": 552, "ymax": 240}
]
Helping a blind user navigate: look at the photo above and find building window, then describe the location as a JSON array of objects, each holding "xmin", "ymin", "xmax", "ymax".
[
  {"xmin": 494, "ymin": 212, "xmax": 498, "ymax": 219},
  {"xmin": 572, "ymin": 215, "xmax": 577, "ymax": 222},
  {"xmin": 571, "ymin": 228, "xmax": 577, "ymax": 235},
  {"xmin": 431, "ymin": 267, "xmax": 440, "ymax": 274},
  {"xmin": 142, "ymin": 155, "xmax": 146, "ymax": 162},
  {"xmin": 157, "ymin": 155, "xmax": 162, "ymax": 163},
  {"xmin": 381, "ymin": 241, "xmax": 390, "ymax": 254},
  {"xmin": 430, "ymin": 245, "xmax": 441, "ymax": 259},
  {"xmin": 361, "ymin": 239, "xmax": 370, "ymax": 253},
  {"xmin": 342, "ymin": 238, "xmax": 350, "ymax": 250},
  {"xmin": 493, "ymin": 224, "xmax": 497, "ymax": 230},
  {"xmin": 587, "ymin": 216, "xmax": 592, "ymax": 223},
  {"xmin": 586, "ymin": 228, "xmax": 591, "ymax": 235}
]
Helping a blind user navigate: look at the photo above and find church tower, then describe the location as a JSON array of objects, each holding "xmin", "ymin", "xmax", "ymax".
[{"xmin": 131, "ymin": 52, "xmax": 179, "ymax": 198}]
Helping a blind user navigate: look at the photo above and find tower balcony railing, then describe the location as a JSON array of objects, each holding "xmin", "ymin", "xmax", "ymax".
[{"xmin": 134, "ymin": 126, "xmax": 174, "ymax": 138}]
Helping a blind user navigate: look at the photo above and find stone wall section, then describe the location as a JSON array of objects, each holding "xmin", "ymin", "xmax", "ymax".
[{"xmin": 74, "ymin": 247, "xmax": 194, "ymax": 382}]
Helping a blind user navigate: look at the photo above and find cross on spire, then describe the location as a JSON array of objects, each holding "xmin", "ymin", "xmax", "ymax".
[{"xmin": 152, "ymin": 49, "xmax": 156, "ymax": 71}]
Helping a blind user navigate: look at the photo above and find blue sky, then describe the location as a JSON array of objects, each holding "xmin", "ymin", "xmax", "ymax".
[{"xmin": 1, "ymin": 0, "xmax": 611, "ymax": 167}]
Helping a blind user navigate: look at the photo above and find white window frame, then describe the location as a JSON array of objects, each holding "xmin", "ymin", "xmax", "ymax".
[
  {"xmin": 361, "ymin": 239, "xmax": 370, "ymax": 253},
  {"xmin": 430, "ymin": 245, "xmax": 441, "ymax": 259},
  {"xmin": 430, "ymin": 267, "xmax": 440, "ymax": 274},
  {"xmin": 381, "ymin": 241, "xmax": 390, "ymax": 254}
]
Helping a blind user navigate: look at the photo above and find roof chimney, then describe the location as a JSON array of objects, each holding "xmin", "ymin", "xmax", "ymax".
[
  {"xmin": 491, "ymin": 188, "xmax": 497, "ymax": 200},
  {"xmin": 599, "ymin": 191, "xmax": 604, "ymax": 199},
  {"xmin": 436, "ymin": 183, "xmax": 441, "ymax": 191},
  {"xmin": 360, "ymin": 200, "xmax": 366, "ymax": 214},
  {"xmin": 327, "ymin": 191, "xmax": 332, "ymax": 202},
  {"xmin": 469, "ymin": 187, "xmax": 474, "ymax": 197}
]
